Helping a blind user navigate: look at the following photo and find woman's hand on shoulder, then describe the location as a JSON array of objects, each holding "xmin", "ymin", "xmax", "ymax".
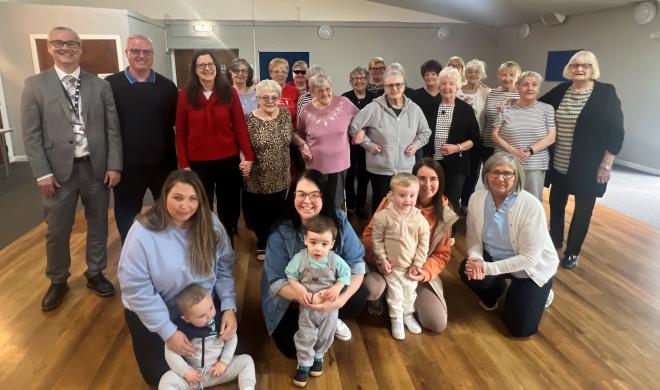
[
  {"xmin": 166, "ymin": 330, "xmax": 195, "ymax": 357},
  {"xmin": 219, "ymin": 309, "xmax": 238, "ymax": 341}
]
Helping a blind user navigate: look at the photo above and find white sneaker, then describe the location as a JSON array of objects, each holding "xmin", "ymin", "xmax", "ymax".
[
  {"xmin": 403, "ymin": 314, "xmax": 422, "ymax": 334},
  {"xmin": 391, "ymin": 317, "xmax": 405, "ymax": 340},
  {"xmin": 545, "ymin": 289, "xmax": 554, "ymax": 309},
  {"xmin": 335, "ymin": 319, "xmax": 352, "ymax": 341}
]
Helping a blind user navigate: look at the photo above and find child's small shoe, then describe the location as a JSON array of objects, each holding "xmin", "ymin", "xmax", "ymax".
[
  {"xmin": 391, "ymin": 317, "xmax": 405, "ymax": 340},
  {"xmin": 403, "ymin": 314, "xmax": 422, "ymax": 334},
  {"xmin": 310, "ymin": 357, "xmax": 323, "ymax": 377},
  {"xmin": 292, "ymin": 365, "xmax": 310, "ymax": 387}
]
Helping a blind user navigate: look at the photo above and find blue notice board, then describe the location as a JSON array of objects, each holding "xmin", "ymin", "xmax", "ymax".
[
  {"xmin": 258, "ymin": 51, "xmax": 310, "ymax": 83},
  {"xmin": 545, "ymin": 50, "xmax": 581, "ymax": 81}
]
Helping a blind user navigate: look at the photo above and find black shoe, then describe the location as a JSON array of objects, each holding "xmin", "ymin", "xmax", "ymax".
[
  {"xmin": 86, "ymin": 273, "xmax": 115, "ymax": 297},
  {"xmin": 560, "ymin": 254, "xmax": 579, "ymax": 269},
  {"xmin": 41, "ymin": 283, "xmax": 69, "ymax": 311},
  {"xmin": 292, "ymin": 366, "xmax": 310, "ymax": 387},
  {"xmin": 356, "ymin": 207, "xmax": 369, "ymax": 220},
  {"xmin": 310, "ymin": 358, "xmax": 323, "ymax": 377}
]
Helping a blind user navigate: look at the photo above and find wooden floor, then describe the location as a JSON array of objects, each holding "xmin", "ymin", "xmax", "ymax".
[{"xmin": 2, "ymin": 194, "xmax": 660, "ymax": 389}]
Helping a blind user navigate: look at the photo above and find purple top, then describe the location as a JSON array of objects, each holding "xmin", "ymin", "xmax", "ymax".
[{"xmin": 297, "ymin": 95, "xmax": 359, "ymax": 174}]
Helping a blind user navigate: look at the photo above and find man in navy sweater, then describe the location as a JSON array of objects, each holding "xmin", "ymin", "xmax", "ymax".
[{"xmin": 106, "ymin": 34, "xmax": 178, "ymax": 243}]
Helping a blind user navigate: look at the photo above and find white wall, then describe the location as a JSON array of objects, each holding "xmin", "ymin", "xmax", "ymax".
[
  {"xmin": 493, "ymin": 5, "xmax": 660, "ymax": 172},
  {"xmin": 127, "ymin": 12, "xmax": 170, "ymax": 78}
]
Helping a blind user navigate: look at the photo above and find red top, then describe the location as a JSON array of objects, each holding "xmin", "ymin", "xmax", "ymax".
[
  {"xmin": 280, "ymin": 82, "xmax": 300, "ymax": 126},
  {"xmin": 175, "ymin": 88, "xmax": 254, "ymax": 168}
]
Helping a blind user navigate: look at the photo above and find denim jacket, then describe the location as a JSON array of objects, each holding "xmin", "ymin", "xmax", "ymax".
[{"xmin": 261, "ymin": 209, "xmax": 366, "ymax": 335}]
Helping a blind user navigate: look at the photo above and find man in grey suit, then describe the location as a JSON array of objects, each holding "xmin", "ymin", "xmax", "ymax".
[{"xmin": 21, "ymin": 26, "xmax": 122, "ymax": 311}]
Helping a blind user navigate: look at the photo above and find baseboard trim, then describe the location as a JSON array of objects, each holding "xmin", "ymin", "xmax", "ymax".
[
  {"xmin": 12, "ymin": 155, "xmax": 28, "ymax": 162},
  {"xmin": 616, "ymin": 160, "xmax": 660, "ymax": 176}
]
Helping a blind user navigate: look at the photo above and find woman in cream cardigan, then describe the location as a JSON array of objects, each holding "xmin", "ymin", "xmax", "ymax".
[{"xmin": 461, "ymin": 153, "xmax": 558, "ymax": 337}]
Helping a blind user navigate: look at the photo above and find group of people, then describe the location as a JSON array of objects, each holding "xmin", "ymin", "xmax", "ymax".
[{"xmin": 21, "ymin": 24, "xmax": 624, "ymax": 389}]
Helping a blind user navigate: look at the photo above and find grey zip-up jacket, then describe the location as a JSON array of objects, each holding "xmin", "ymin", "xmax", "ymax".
[{"xmin": 349, "ymin": 95, "xmax": 431, "ymax": 175}]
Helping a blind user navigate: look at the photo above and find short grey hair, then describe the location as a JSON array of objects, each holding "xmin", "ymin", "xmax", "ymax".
[
  {"xmin": 465, "ymin": 59, "xmax": 487, "ymax": 79},
  {"xmin": 309, "ymin": 73, "xmax": 332, "ymax": 90},
  {"xmin": 49, "ymin": 26, "xmax": 80, "ymax": 41},
  {"xmin": 127, "ymin": 34, "xmax": 153, "ymax": 49},
  {"xmin": 307, "ymin": 64, "xmax": 325, "ymax": 80},
  {"xmin": 349, "ymin": 66, "xmax": 369, "ymax": 82},
  {"xmin": 482, "ymin": 153, "xmax": 525, "ymax": 193},
  {"xmin": 563, "ymin": 50, "xmax": 601, "ymax": 80},
  {"xmin": 292, "ymin": 60, "xmax": 308, "ymax": 70},
  {"xmin": 438, "ymin": 67, "xmax": 461, "ymax": 84},
  {"xmin": 388, "ymin": 63, "xmax": 408, "ymax": 83},
  {"xmin": 383, "ymin": 69, "xmax": 404, "ymax": 83},
  {"xmin": 516, "ymin": 71, "xmax": 543, "ymax": 87},
  {"xmin": 255, "ymin": 79, "xmax": 282, "ymax": 98}
]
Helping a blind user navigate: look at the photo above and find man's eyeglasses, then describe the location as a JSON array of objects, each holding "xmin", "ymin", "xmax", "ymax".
[
  {"xmin": 49, "ymin": 40, "xmax": 81, "ymax": 48},
  {"xmin": 128, "ymin": 49, "xmax": 153, "ymax": 56},
  {"xmin": 196, "ymin": 63, "xmax": 216, "ymax": 70},
  {"xmin": 488, "ymin": 170, "xmax": 515, "ymax": 180},
  {"xmin": 294, "ymin": 191, "xmax": 322, "ymax": 201},
  {"xmin": 384, "ymin": 83, "xmax": 404, "ymax": 90}
]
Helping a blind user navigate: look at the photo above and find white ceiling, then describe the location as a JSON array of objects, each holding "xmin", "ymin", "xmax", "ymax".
[{"xmin": 367, "ymin": 0, "xmax": 642, "ymax": 26}]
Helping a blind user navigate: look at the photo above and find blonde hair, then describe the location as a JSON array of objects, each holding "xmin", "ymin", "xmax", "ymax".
[
  {"xmin": 447, "ymin": 56, "xmax": 466, "ymax": 83},
  {"xmin": 563, "ymin": 50, "xmax": 601, "ymax": 80},
  {"xmin": 438, "ymin": 67, "xmax": 461, "ymax": 85},
  {"xmin": 390, "ymin": 172, "xmax": 419, "ymax": 189},
  {"xmin": 255, "ymin": 79, "xmax": 282, "ymax": 97},
  {"xmin": 465, "ymin": 59, "xmax": 487, "ymax": 79},
  {"xmin": 268, "ymin": 57, "xmax": 289, "ymax": 73},
  {"xmin": 368, "ymin": 57, "xmax": 386, "ymax": 70},
  {"xmin": 497, "ymin": 61, "xmax": 522, "ymax": 79}
]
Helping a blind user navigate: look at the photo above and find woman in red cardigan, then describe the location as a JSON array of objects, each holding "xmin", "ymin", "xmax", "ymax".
[{"xmin": 176, "ymin": 50, "xmax": 254, "ymax": 235}]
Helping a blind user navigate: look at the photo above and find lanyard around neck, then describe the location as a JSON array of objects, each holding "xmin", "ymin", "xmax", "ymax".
[{"xmin": 60, "ymin": 76, "xmax": 82, "ymax": 119}]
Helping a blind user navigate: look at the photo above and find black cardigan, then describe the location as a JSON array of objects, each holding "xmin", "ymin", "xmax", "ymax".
[
  {"xmin": 422, "ymin": 97, "xmax": 480, "ymax": 175},
  {"xmin": 539, "ymin": 81, "xmax": 624, "ymax": 197}
]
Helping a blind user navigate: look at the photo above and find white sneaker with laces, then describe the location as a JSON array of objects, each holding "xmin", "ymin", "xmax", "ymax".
[
  {"xmin": 335, "ymin": 319, "xmax": 352, "ymax": 341},
  {"xmin": 545, "ymin": 289, "xmax": 554, "ymax": 309},
  {"xmin": 403, "ymin": 314, "xmax": 422, "ymax": 334},
  {"xmin": 391, "ymin": 317, "xmax": 405, "ymax": 340}
]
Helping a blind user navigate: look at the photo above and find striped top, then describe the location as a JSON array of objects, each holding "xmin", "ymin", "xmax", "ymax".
[
  {"xmin": 494, "ymin": 101, "xmax": 555, "ymax": 170},
  {"xmin": 484, "ymin": 87, "xmax": 519, "ymax": 147},
  {"xmin": 553, "ymin": 88, "xmax": 592, "ymax": 174},
  {"xmin": 433, "ymin": 104, "xmax": 454, "ymax": 160},
  {"xmin": 296, "ymin": 92, "xmax": 311, "ymax": 117}
]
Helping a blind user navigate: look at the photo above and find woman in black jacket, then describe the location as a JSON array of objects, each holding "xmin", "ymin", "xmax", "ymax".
[
  {"xmin": 423, "ymin": 66, "xmax": 480, "ymax": 212},
  {"xmin": 539, "ymin": 50, "xmax": 624, "ymax": 269}
]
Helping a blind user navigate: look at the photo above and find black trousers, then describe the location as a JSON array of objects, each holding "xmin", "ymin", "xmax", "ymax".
[
  {"xmin": 345, "ymin": 144, "xmax": 370, "ymax": 210},
  {"xmin": 189, "ymin": 156, "xmax": 242, "ymax": 234},
  {"xmin": 461, "ymin": 145, "xmax": 482, "ymax": 208},
  {"xmin": 480, "ymin": 145, "xmax": 495, "ymax": 165},
  {"xmin": 369, "ymin": 172, "xmax": 393, "ymax": 214},
  {"xmin": 124, "ymin": 309, "xmax": 169, "ymax": 386},
  {"xmin": 113, "ymin": 163, "xmax": 174, "ymax": 243},
  {"xmin": 271, "ymin": 283, "xmax": 369, "ymax": 359},
  {"xmin": 459, "ymin": 256, "xmax": 552, "ymax": 337},
  {"xmin": 242, "ymin": 190, "xmax": 286, "ymax": 250},
  {"xmin": 439, "ymin": 160, "xmax": 465, "ymax": 213},
  {"xmin": 549, "ymin": 179, "xmax": 597, "ymax": 256}
]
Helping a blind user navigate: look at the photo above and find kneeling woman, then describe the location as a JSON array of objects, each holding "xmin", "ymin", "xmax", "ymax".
[
  {"xmin": 261, "ymin": 169, "xmax": 368, "ymax": 358},
  {"xmin": 461, "ymin": 154, "xmax": 558, "ymax": 337}
]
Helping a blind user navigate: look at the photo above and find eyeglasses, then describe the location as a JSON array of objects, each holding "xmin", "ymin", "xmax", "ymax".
[
  {"xmin": 294, "ymin": 191, "xmax": 322, "ymax": 201},
  {"xmin": 258, "ymin": 95, "xmax": 279, "ymax": 103},
  {"xmin": 232, "ymin": 68, "xmax": 248, "ymax": 74},
  {"xmin": 293, "ymin": 70, "xmax": 307, "ymax": 75},
  {"xmin": 569, "ymin": 63, "xmax": 592, "ymax": 70},
  {"xmin": 488, "ymin": 170, "xmax": 515, "ymax": 180},
  {"xmin": 196, "ymin": 63, "xmax": 216, "ymax": 70},
  {"xmin": 384, "ymin": 83, "xmax": 404, "ymax": 90},
  {"xmin": 49, "ymin": 40, "xmax": 81, "ymax": 48},
  {"xmin": 370, "ymin": 66, "xmax": 386, "ymax": 72},
  {"xmin": 128, "ymin": 49, "xmax": 153, "ymax": 56},
  {"xmin": 351, "ymin": 76, "xmax": 367, "ymax": 81}
]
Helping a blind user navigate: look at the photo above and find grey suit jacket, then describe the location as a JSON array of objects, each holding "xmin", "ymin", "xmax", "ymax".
[{"xmin": 21, "ymin": 67, "xmax": 122, "ymax": 182}]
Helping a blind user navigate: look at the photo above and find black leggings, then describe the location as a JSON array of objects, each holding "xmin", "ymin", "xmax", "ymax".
[
  {"xmin": 549, "ymin": 180, "xmax": 597, "ymax": 256},
  {"xmin": 369, "ymin": 173, "xmax": 392, "ymax": 214},
  {"xmin": 271, "ymin": 283, "xmax": 369, "ymax": 358}
]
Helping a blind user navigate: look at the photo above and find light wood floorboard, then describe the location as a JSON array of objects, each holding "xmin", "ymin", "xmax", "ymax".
[{"xmin": 1, "ymin": 193, "xmax": 659, "ymax": 389}]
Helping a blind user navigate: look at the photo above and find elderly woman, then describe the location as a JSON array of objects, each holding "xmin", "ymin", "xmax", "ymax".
[
  {"xmin": 350, "ymin": 69, "xmax": 431, "ymax": 213},
  {"xmin": 243, "ymin": 80, "xmax": 293, "ymax": 261},
  {"xmin": 342, "ymin": 66, "xmax": 377, "ymax": 219},
  {"xmin": 446, "ymin": 56, "xmax": 466, "ymax": 85},
  {"xmin": 269, "ymin": 57, "xmax": 299, "ymax": 126},
  {"xmin": 262, "ymin": 169, "xmax": 368, "ymax": 358},
  {"xmin": 296, "ymin": 64, "xmax": 326, "ymax": 117},
  {"xmin": 363, "ymin": 158, "xmax": 458, "ymax": 332},
  {"xmin": 366, "ymin": 56, "xmax": 387, "ymax": 96},
  {"xmin": 228, "ymin": 57, "xmax": 256, "ymax": 113},
  {"xmin": 461, "ymin": 154, "xmax": 559, "ymax": 337},
  {"xmin": 175, "ymin": 50, "xmax": 254, "ymax": 236},
  {"xmin": 119, "ymin": 170, "xmax": 238, "ymax": 385},
  {"xmin": 458, "ymin": 59, "xmax": 491, "ymax": 211},
  {"xmin": 422, "ymin": 67, "xmax": 479, "ymax": 212},
  {"xmin": 539, "ymin": 50, "xmax": 624, "ymax": 269},
  {"xmin": 289, "ymin": 60, "xmax": 308, "ymax": 94},
  {"xmin": 492, "ymin": 71, "xmax": 556, "ymax": 201},
  {"xmin": 483, "ymin": 61, "xmax": 521, "ymax": 164},
  {"xmin": 296, "ymin": 74, "xmax": 359, "ymax": 209},
  {"xmin": 388, "ymin": 63, "xmax": 416, "ymax": 98}
]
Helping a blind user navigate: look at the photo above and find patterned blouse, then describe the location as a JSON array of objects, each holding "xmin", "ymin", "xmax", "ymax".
[
  {"xmin": 554, "ymin": 88, "xmax": 592, "ymax": 174},
  {"xmin": 433, "ymin": 103, "xmax": 455, "ymax": 160},
  {"xmin": 244, "ymin": 108, "xmax": 292, "ymax": 194}
]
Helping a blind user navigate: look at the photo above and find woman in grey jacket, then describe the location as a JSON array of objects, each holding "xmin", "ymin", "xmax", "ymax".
[{"xmin": 350, "ymin": 69, "xmax": 431, "ymax": 213}]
